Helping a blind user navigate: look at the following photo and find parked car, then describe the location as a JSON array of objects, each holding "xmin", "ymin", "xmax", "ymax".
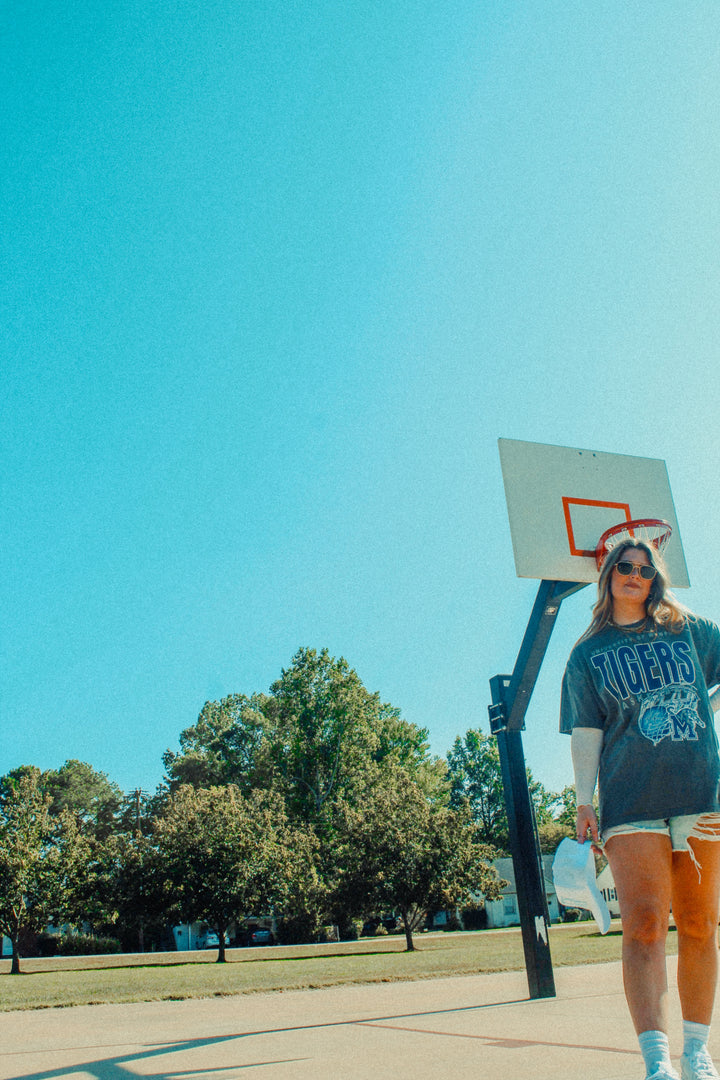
[
  {"xmin": 362, "ymin": 914, "xmax": 399, "ymax": 936},
  {"xmin": 202, "ymin": 931, "xmax": 230, "ymax": 948},
  {"xmin": 249, "ymin": 928, "xmax": 273, "ymax": 945}
]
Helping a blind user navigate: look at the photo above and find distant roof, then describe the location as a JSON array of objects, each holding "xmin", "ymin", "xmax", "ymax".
[{"xmin": 492, "ymin": 856, "xmax": 557, "ymax": 896}]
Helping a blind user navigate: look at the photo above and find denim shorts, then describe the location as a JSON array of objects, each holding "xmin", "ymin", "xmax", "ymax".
[{"xmin": 602, "ymin": 812, "xmax": 720, "ymax": 875}]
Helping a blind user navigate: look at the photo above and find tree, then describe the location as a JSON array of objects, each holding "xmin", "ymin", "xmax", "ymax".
[
  {"xmin": 43, "ymin": 760, "xmax": 122, "ymax": 839},
  {"xmin": 265, "ymin": 647, "xmax": 388, "ymax": 819},
  {"xmin": 447, "ymin": 729, "xmax": 559, "ymax": 854},
  {"xmin": 336, "ymin": 768, "xmax": 506, "ymax": 951},
  {"xmin": 106, "ymin": 830, "xmax": 173, "ymax": 952},
  {"xmin": 155, "ymin": 785, "xmax": 321, "ymax": 962},
  {"xmin": 160, "ymin": 649, "xmax": 449, "ymax": 939},
  {"xmin": 446, "ymin": 731, "xmax": 509, "ymax": 851},
  {"xmin": 536, "ymin": 819, "xmax": 574, "ymax": 854},
  {"xmin": 163, "ymin": 694, "xmax": 271, "ymax": 792},
  {"xmin": 266, "ymin": 649, "xmax": 450, "ymax": 931},
  {"xmin": 42, "ymin": 762, "xmax": 143, "ymax": 936},
  {"xmin": 0, "ymin": 769, "xmax": 88, "ymax": 974},
  {"xmin": 372, "ymin": 707, "xmax": 448, "ymax": 797},
  {"xmin": 164, "ymin": 648, "xmax": 443, "ymax": 823},
  {"xmin": 553, "ymin": 785, "xmax": 578, "ymax": 828}
]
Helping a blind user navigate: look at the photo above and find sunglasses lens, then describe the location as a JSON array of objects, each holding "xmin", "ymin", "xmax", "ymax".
[{"xmin": 615, "ymin": 561, "xmax": 656, "ymax": 580}]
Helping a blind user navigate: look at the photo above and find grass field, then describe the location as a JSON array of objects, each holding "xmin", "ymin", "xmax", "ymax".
[{"xmin": 0, "ymin": 919, "xmax": 671, "ymax": 1012}]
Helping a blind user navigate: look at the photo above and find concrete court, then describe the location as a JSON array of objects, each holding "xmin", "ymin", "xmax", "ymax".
[{"xmin": 1, "ymin": 955, "xmax": 714, "ymax": 1080}]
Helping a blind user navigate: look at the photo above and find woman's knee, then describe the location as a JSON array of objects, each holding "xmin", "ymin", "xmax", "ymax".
[
  {"xmin": 622, "ymin": 904, "xmax": 669, "ymax": 947},
  {"xmin": 674, "ymin": 907, "xmax": 719, "ymax": 944}
]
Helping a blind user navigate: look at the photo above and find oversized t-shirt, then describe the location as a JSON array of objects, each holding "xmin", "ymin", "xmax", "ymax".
[{"xmin": 560, "ymin": 616, "xmax": 720, "ymax": 831}]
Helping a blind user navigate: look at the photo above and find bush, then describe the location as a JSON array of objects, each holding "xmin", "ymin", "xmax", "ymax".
[
  {"xmin": 114, "ymin": 922, "xmax": 176, "ymax": 954},
  {"xmin": 317, "ymin": 925, "xmax": 340, "ymax": 943},
  {"xmin": 461, "ymin": 906, "xmax": 487, "ymax": 931},
  {"xmin": 562, "ymin": 908, "xmax": 581, "ymax": 923},
  {"xmin": 56, "ymin": 933, "xmax": 122, "ymax": 955},
  {"xmin": 274, "ymin": 913, "xmax": 319, "ymax": 945},
  {"xmin": 35, "ymin": 934, "xmax": 60, "ymax": 957},
  {"xmin": 338, "ymin": 919, "xmax": 362, "ymax": 941}
]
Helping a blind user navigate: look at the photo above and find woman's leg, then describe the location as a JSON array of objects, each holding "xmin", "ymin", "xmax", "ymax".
[
  {"xmin": 606, "ymin": 832, "xmax": 674, "ymax": 1034},
  {"xmin": 671, "ymin": 839, "xmax": 720, "ymax": 1025}
]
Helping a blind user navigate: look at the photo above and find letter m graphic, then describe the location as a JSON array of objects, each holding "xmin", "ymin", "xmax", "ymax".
[{"xmin": 671, "ymin": 714, "xmax": 699, "ymax": 741}]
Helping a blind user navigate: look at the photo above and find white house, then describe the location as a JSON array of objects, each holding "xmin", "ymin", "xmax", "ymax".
[
  {"xmin": 172, "ymin": 923, "xmax": 213, "ymax": 951},
  {"xmin": 483, "ymin": 856, "xmax": 562, "ymax": 929},
  {"xmin": 172, "ymin": 923, "xmax": 232, "ymax": 950},
  {"xmin": 596, "ymin": 862, "xmax": 621, "ymax": 918}
]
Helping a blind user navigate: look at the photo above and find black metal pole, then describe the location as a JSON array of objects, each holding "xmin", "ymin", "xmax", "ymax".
[
  {"xmin": 490, "ymin": 676, "xmax": 554, "ymax": 998},
  {"xmin": 488, "ymin": 580, "xmax": 587, "ymax": 1000}
]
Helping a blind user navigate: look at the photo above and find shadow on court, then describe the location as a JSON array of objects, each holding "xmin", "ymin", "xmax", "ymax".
[{"xmin": 0, "ymin": 961, "xmax": 692, "ymax": 1080}]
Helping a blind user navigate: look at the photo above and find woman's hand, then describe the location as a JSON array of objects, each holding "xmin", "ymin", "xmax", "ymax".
[{"xmin": 576, "ymin": 803, "xmax": 600, "ymax": 850}]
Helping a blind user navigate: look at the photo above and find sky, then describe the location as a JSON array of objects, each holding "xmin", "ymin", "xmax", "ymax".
[{"xmin": 3, "ymin": 2, "xmax": 720, "ymax": 801}]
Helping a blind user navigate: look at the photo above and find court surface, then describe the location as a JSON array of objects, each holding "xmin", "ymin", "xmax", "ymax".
[{"xmin": 1, "ymin": 956, "xmax": 713, "ymax": 1080}]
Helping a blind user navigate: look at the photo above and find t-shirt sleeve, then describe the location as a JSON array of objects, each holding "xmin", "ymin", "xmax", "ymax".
[
  {"xmin": 559, "ymin": 648, "xmax": 606, "ymax": 735},
  {"xmin": 700, "ymin": 619, "xmax": 720, "ymax": 690}
]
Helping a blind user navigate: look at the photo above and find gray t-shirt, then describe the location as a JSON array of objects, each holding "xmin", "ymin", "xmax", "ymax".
[{"xmin": 560, "ymin": 616, "xmax": 720, "ymax": 830}]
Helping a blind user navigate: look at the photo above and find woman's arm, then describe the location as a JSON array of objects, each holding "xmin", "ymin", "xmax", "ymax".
[{"xmin": 571, "ymin": 726, "xmax": 603, "ymax": 844}]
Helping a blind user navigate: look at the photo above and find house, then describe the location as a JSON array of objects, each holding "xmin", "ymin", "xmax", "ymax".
[
  {"xmin": 596, "ymin": 862, "xmax": 621, "ymax": 918},
  {"xmin": 482, "ymin": 856, "xmax": 562, "ymax": 929},
  {"xmin": 173, "ymin": 923, "xmax": 215, "ymax": 951},
  {"xmin": 172, "ymin": 918, "xmax": 275, "ymax": 950}
]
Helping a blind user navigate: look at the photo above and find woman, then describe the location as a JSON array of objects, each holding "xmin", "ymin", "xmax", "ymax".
[{"xmin": 561, "ymin": 538, "xmax": 720, "ymax": 1080}]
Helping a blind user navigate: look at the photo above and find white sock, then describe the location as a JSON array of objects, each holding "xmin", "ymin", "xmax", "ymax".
[
  {"xmin": 639, "ymin": 1029, "xmax": 672, "ymax": 1074},
  {"xmin": 683, "ymin": 1019, "xmax": 710, "ymax": 1056}
]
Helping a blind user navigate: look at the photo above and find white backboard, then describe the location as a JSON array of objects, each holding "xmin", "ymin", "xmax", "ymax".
[{"xmin": 498, "ymin": 438, "xmax": 689, "ymax": 587}]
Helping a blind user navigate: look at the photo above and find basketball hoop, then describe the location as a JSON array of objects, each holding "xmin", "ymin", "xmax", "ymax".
[{"xmin": 595, "ymin": 518, "xmax": 673, "ymax": 571}]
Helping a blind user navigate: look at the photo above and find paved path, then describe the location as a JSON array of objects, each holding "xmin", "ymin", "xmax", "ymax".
[{"xmin": 0, "ymin": 956, "xmax": 714, "ymax": 1080}]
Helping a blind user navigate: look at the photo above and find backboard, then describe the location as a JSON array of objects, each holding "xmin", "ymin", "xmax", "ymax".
[{"xmin": 498, "ymin": 438, "xmax": 689, "ymax": 587}]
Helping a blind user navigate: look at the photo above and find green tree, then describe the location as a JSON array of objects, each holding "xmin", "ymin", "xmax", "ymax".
[
  {"xmin": 536, "ymin": 819, "xmax": 574, "ymax": 854},
  {"xmin": 446, "ymin": 731, "xmax": 509, "ymax": 851},
  {"xmin": 266, "ymin": 649, "xmax": 448, "ymax": 933},
  {"xmin": 265, "ymin": 647, "xmax": 389, "ymax": 818},
  {"xmin": 371, "ymin": 707, "xmax": 445, "ymax": 788},
  {"xmin": 161, "ymin": 649, "xmax": 447, "ymax": 938},
  {"xmin": 43, "ymin": 760, "xmax": 122, "ymax": 839},
  {"xmin": 447, "ymin": 729, "xmax": 559, "ymax": 854},
  {"xmin": 553, "ymin": 785, "xmax": 578, "ymax": 828},
  {"xmin": 155, "ymin": 785, "xmax": 322, "ymax": 962},
  {"xmin": 164, "ymin": 649, "xmax": 443, "ymax": 822},
  {"xmin": 337, "ymin": 768, "xmax": 505, "ymax": 951},
  {"xmin": 163, "ymin": 694, "xmax": 270, "ymax": 792},
  {"xmin": 42, "ymin": 763, "xmax": 137, "ymax": 936},
  {"xmin": 0, "ymin": 769, "xmax": 89, "ymax": 974},
  {"xmin": 106, "ymin": 830, "xmax": 173, "ymax": 952},
  {"xmin": 265, "ymin": 648, "xmax": 445, "ymax": 819}
]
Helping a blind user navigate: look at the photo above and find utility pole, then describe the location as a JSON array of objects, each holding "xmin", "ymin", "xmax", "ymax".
[{"xmin": 126, "ymin": 788, "xmax": 149, "ymax": 953}]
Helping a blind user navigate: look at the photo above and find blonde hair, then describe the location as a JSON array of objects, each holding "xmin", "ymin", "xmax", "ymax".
[{"xmin": 580, "ymin": 538, "xmax": 690, "ymax": 640}]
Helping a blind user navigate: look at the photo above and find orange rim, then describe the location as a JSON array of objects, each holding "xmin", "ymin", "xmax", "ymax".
[{"xmin": 595, "ymin": 517, "xmax": 672, "ymax": 570}]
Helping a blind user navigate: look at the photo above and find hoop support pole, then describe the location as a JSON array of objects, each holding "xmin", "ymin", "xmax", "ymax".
[
  {"xmin": 502, "ymin": 579, "xmax": 586, "ymax": 732},
  {"xmin": 488, "ymin": 578, "xmax": 587, "ymax": 1000}
]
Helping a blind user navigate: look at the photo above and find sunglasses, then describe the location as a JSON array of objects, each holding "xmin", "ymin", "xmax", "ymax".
[{"xmin": 615, "ymin": 560, "xmax": 657, "ymax": 581}]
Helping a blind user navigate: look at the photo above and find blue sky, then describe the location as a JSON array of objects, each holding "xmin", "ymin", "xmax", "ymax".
[{"xmin": 3, "ymin": 2, "xmax": 720, "ymax": 799}]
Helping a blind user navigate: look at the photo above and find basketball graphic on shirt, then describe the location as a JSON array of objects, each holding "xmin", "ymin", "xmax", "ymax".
[
  {"xmin": 639, "ymin": 701, "xmax": 673, "ymax": 744},
  {"xmin": 638, "ymin": 687, "xmax": 704, "ymax": 744}
]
